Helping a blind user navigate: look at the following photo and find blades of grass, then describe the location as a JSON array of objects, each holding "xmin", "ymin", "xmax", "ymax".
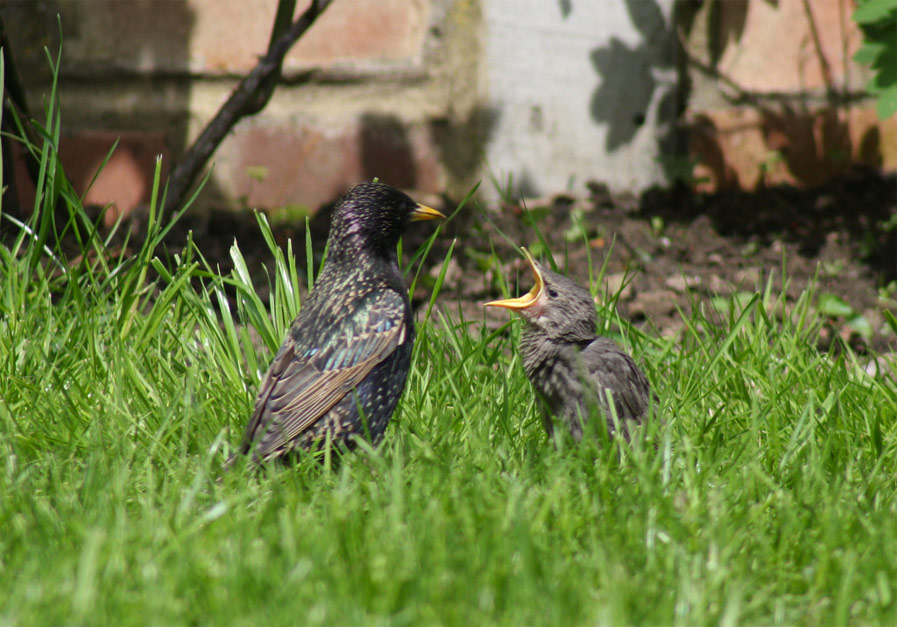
[
  {"xmin": 27, "ymin": 113, "xmax": 59, "ymax": 278},
  {"xmin": 674, "ymin": 300, "xmax": 712, "ymax": 358},
  {"xmin": 884, "ymin": 309, "xmax": 897, "ymax": 336},
  {"xmin": 119, "ymin": 156, "xmax": 165, "ymax": 338},
  {"xmin": 317, "ymin": 233, "xmax": 330, "ymax": 280},
  {"xmin": 229, "ymin": 239, "xmax": 278, "ymax": 351},
  {"xmin": 255, "ymin": 210, "xmax": 300, "ymax": 326},
  {"xmin": 0, "ymin": 52, "xmax": 3, "ymax": 202},
  {"xmin": 756, "ymin": 270, "xmax": 776, "ymax": 331},
  {"xmin": 179, "ymin": 246, "xmax": 249, "ymax": 375},
  {"xmin": 778, "ymin": 392, "xmax": 824, "ymax": 473},
  {"xmin": 214, "ymin": 284, "xmax": 245, "ymax": 380},
  {"xmin": 183, "ymin": 284, "xmax": 245, "ymax": 389},
  {"xmin": 592, "ymin": 236, "xmax": 617, "ymax": 301},
  {"xmin": 273, "ymin": 244, "xmax": 293, "ymax": 331},
  {"xmin": 0, "ymin": 213, "xmax": 65, "ymax": 272},
  {"xmin": 78, "ymin": 137, "xmax": 120, "ymax": 206},
  {"xmin": 423, "ymin": 238, "xmax": 456, "ymax": 324},
  {"xmin": 38, "ymin": 41, "xmax": 67, "ymax": 269},
  {"xmin": 305, "ymin": 215, "xmax": 314, "ymax": 292},
  {"xmin": 19, "ymin": 43, "xmax": 64, "ymax": 266},
  {"xmin": 482, "ymin": 237, "xmax": 510, "ymax": 299},
  {"xmin": 680, "ymin": 293, "xmax": 760, "ymax": 405},
  {"xmin": 239, "ymin": 324, "xmax": 262, "ymax": 380},
  {"xmin": 138, "ymin": 260, "xmax": 200, "ymax": 351},
  {"xmin": 406, "ymin": 181, "xmax": 478, "ymax": 295},
  {"xmin": 287, "ymin": 234, "xmax": 301, "ymax": 314},
  {"xmin": 520, "ymin": 200, "xmax": 555, "ymax": 271},
  {"xmin": 55, "ymin": 139, "xmax": 114, "ymax": 261}
]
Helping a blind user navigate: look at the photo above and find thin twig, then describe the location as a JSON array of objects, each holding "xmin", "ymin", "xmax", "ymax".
[
  {"xmin": 677, "ymin": 31, "xmax": 866, "ymax": 111},
  {"xmin": 163, "ymin": 0, "xmax": 334, "ymax": 216},
  {"xmin": 801, "ymin": 0, "xmax": 837, "ymax": 102}
]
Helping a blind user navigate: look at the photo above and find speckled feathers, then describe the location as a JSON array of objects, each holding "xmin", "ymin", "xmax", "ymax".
[
  {"xmin": 487, "ymin": 250, "xmax": 652, "ymax": 441},
  {"xmin": 232, "ymin": 182, "xmax": 443, "ymax": 465}
]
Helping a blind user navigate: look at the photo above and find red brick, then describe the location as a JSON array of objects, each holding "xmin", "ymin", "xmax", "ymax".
[
  {"xmin": 687, "ymin": 105, "xmax": 897, "ymax": 191},
  {"xmin": 58, "ymin": 1, "xmax": 430, "ymax": 75},
  {"xmin": 58, "ymin": 132, "xmax": 171, "ymax": 225},
  {"xmin": 217, "ymin": 115, "xmax": 443, "ymax": 210},
  {"xmin": 712, "ymin": 0, "xmax": 865, "ymax": 93},
  {"xmin": 285, "ymin": 0, "xmax": 430, "ymax": 70}
]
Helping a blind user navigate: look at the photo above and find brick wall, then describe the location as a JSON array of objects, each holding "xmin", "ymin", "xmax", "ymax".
[
  {"xmin": 681, "ymin": 0, "xmax": 897, "ymax": 192},
  {"xmin": 5, "ymin": 0, "xmax": 477, "ymax": 221},
  {"xmin": 2, "ymin": 0, "xmax": 893, "ymax": 221}
]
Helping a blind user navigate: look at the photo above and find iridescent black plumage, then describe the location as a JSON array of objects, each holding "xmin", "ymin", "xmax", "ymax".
[
  {"xmin": 486, "ymin": 249, "xmax": 652, "ymax": 441},
  {"xmin": 232, "ymin": 182, "xmax": 444, "ymax": 465}
]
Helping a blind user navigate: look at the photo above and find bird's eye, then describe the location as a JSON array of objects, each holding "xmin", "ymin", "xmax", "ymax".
[{"xmin": 547, "ymin": 288, "xmax": 559, "ymax": 298}]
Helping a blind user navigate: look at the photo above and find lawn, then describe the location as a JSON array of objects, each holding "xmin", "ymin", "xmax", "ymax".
[{"xmin": 2, "ymin": 60, "xmax": 897, "ymax": 626}]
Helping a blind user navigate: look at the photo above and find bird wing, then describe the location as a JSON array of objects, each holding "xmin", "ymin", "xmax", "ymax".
[
  {"xmin": 580, "ymin": 338, "xmax": 651, "ymax": 423},
  {"xmin": 242, "ymin": 289, "xmax": 409, "ymax": 460}
]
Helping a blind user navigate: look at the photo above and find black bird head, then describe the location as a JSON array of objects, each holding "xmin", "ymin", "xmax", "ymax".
[
  {"xmin": 486, "ymin": 248, "xmax": 597, "ymax": 342},
  {"xmin": 328, "ymin": 182, "xmax": 444, "ymax": 257}
]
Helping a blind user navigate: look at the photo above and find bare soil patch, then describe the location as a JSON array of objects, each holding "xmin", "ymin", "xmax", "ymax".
[{"xmin": 174, "ymin": 168, "xmax": 897, "ymax": 354}]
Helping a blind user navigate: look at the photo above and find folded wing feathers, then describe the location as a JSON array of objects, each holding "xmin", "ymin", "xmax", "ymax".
[
  {"xmin": 581, "ymin": 339, "xmax": 651, "ymax": 423},
  {"xmin": 247, "ymin": 290, "xmax": 409, "ymax": 458}
]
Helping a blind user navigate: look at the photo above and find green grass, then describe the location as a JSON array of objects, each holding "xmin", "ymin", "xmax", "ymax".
[{"xmin": 3, "ymin": 56, "xmax": 897, "ymax": 626}]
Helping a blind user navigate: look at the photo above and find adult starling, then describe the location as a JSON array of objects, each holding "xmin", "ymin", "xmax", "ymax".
[
  {"xmin": 486, "ymin": 249, "xmax": 651, "ymax": 442},
  {"xmin": 232, "ymin": 182, "xmax": 444, "ymax": 465}
]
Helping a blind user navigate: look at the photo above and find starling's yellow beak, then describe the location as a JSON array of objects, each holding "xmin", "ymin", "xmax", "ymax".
[
  {"xmin": 485, "ymin": 248, "xmax": 544, "ymax": 310},
  {"xmin": 410, "ymin": 203, "xmax": 446, "ymax": 222}
]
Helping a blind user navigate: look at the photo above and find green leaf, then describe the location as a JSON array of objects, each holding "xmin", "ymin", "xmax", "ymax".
[
  {"xmin": 875, "ymin": 84, "xmax": 897, "ymax": 119},
  {"xmin": 818, "ymin": 293, "xmax": 855, "ymax": 318},
  {"xmin": 847, "ymin": 314, "xmax": 873, "ymax": 339},
  {"xmin": 869, "ymin": 44, "xmax": 897, "ymax": 85},
  {"xmin": 853, "ymin": 41, "xmax": 887, "ymax": 65},
  {"xmin": 883, "ymin": 309, "xmax": 897, "ymax": 335},
  {"xmin": 853, "ymin": 0, "xmax": 897, "ymax": 24}
]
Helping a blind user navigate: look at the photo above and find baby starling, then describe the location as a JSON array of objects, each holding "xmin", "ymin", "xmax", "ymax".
[
  {"xmin": 232, "ymin": 182, "xmax": 444, "ymax": 465},
  {"xmin": 486, "ymin": 249, "xmax": 651, "ymax": 442}
]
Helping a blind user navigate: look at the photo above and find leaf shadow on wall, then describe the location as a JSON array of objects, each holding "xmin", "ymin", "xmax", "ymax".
[
  {"xmin": 360, "ymin": 113, "xmax": 419, "ymax": 190},
  {"xmin": 587, "ymin": 0, "xmax": 680, "ymax": 153}
]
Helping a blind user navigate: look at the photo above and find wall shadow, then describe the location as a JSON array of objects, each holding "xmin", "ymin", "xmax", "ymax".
[
  {"xmin": 359, "ymin": 113, "xmax": 419, "ymax": 190},
  {"xmin": 675, "ymin": 0, "xmax": 884, "ymax": 191},
  {"xmin": 686, "ymin": 104, "xmax": 885, "ymax": 191},
  {"xmin": 587, "ymin": 0, "xmax": 682, "ymax": 162},
  {"xmin": 1, "ymin": 2, "xmax": 227, "ymax": 236},
  {"xmin": 429, "ymin": 103, "xmax": 499, "ymax": 196}
]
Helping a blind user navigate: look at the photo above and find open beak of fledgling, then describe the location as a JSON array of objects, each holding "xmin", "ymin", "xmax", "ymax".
[
  {"xmin": 410, "ymin": 203, "xmax": 446, "ymax": 222},
  {"xmin": 485, "ymin": 247, "xmax": 544, "ymax": 311}
]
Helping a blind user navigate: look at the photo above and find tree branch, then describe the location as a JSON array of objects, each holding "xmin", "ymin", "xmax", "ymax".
[
  {"xmin": 800, "ymin": 0, "xmax": 837, "ymax": 102},
  {"xmin": 676, "ymin": 30, "xmax": 867, "ymax": 111},
  {"xmin": 163, "ymin": 0, "xmax": 334, "ymax": 216},
  {"xmin": 0, "ymin": 13, "xmax": 43, "ymax": 192}
]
